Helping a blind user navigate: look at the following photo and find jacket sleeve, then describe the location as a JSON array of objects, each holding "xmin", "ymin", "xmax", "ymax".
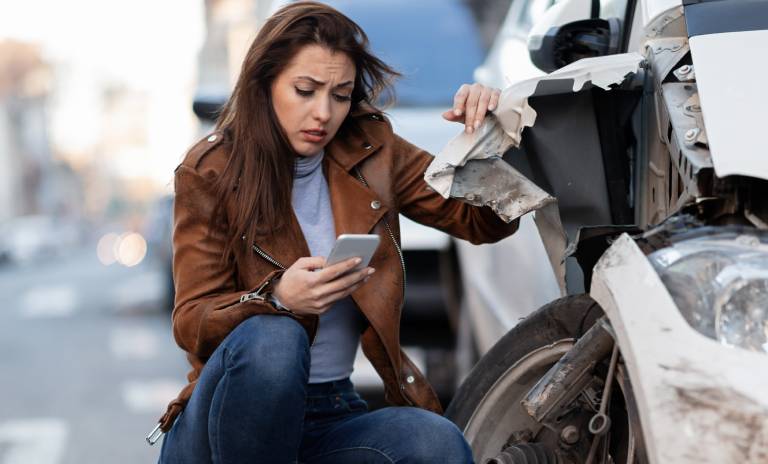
[
  {"xmin": 391, "ymin": 132, "xmax": 519, "ymax": 244},
  {"xmin": 171, "ymin": 164, "xmax": 284, "ymax": 358}
]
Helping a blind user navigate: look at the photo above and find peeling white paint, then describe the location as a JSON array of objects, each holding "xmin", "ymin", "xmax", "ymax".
[
  {"xmin": 425, "ymin": 52, "xmax": 644, "ymax": 202},
  {"xmin": 424, "ymin": 53, "xmax": 643, "ymax": 294}
]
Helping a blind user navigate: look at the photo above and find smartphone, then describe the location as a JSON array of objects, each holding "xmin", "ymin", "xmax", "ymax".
[{"xmin": 325, "ymin": 234, "xmax": 381, "ymax": 271}]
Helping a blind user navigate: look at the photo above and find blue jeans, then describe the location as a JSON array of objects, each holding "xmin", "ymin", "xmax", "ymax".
[{"xmin": 158, "ymin": 315, "xmax": 473, "ymax": 464}]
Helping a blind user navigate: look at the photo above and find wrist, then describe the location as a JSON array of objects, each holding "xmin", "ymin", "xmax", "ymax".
[
  {"xmin": 268, "ymin": 292, "xmax": 291, "ymax": 312},
  {"xmin": 268, "ymin": 279, "xmax": 292, "ymax": 313}
]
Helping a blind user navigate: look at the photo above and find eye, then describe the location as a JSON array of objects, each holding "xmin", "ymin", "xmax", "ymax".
[
  {"xmin": 295, "ymin": 87, "xmax": 313, "ymax": 97},
  {"xmin": 333, "ymin": 94, "xmax": 352, "ymax": 103}
]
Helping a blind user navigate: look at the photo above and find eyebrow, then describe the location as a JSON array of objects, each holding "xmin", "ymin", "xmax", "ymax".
[{"xmin": 296, "ymin": 76, "xmax": 354, "ymax": 88}]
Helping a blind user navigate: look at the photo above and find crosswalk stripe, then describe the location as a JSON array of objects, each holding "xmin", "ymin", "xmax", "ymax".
[{"xmin": 0, "ymin": 419, "xmax": 67, "ymax": 464}]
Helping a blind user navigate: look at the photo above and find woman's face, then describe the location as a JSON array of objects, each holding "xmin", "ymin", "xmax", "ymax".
[{"xmin": 271, "ymin": 44, "xmax": 355, "ymax": 156}]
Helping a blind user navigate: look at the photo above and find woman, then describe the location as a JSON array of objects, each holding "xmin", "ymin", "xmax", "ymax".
[{"xmin": 155, "ymin": 2, "xmax": 519, "ymax": 463}]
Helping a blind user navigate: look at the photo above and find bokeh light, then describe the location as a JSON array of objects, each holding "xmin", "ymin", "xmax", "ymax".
[
  {"xmin": 116, "ymin": 232, "xmax": 147, "ymax": 267},
  {"xmin": 96, "ymin": 232, "xmax": 119, "ymax": 265}
]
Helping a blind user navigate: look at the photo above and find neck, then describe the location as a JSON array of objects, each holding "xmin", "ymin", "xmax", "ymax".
[{"xmin": 294, "ymin": 150, "xmax": 324, "ymax": 178}]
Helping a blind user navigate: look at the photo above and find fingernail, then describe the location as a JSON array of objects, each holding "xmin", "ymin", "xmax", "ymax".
[
  {"xmin": 488, "ymin": 104, "xmax": 495, "ymax": 111},
  {"xmin": 466, "ymin": 126, "xmax": 473, "ymax": 134},
  {"xmin": 454, "ymin": 108, "xmax": 462, "ymax": 116},
  {"xmin": 474, "ymin": 120, "xmax": 481, "ymax": 130},
  {"xmin": 354, "ymin": 258, "xmax": 362, "ymax": 265},
  {"xmin": 368, "ymin": 268, "xmax": 376, "ymax": 275}
]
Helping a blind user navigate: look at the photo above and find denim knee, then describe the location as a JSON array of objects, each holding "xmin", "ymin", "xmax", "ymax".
[
  {"xmin": 387, "ymin": 408, "xmax": 474, "ymax": 464},
  {"xmin": 221, "ymin": 315, "xmax": 310, "ymax": 387}
]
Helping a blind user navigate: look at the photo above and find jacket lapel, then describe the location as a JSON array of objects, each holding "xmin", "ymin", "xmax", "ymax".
[
  {"xmin": 325, "ymin": 118, "xmax": 388, "ymax": 235},
  {"xmin": 325, "ymin": 157, "xmax": 388, "ymax": 237}
]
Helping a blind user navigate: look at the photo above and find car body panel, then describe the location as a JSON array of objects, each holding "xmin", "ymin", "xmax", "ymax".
[
  {"xmin": 690, "ymin": 29, "xmax": 768, "ymax": 181},
  {"xmin": 591, "ymin": 233, "xmax": 768, "ymax": 463},
  {"xmin": 428, "ymin": 52, "xmax": 645, "ymax": 322},
  {"xmin": 457, "ymin": 215, "xmax": 561, "ymax": 352},
  {"xmin": 641, "ymin": 0, "xmax": 682, "ymax": 28}
]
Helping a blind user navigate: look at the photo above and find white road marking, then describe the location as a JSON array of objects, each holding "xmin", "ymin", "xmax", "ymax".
[
  {"xmin": 122, "ymin": 380, "xmax": 185, "ymax": 414},
  {"xmin": 0, "ymin": 418, "xmax": 67, "ymax": 464},
  {"xmin": 20, "ymin": 286, "xmax": 76, "ymax": 318},
  {"xmin": 109, "ymin": 326, "xmax": 159, "ymax": 360}
]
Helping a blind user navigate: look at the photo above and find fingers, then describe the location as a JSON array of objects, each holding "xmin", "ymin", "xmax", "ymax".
[
  {"xmin": 471, "ymin": 86, "xmax": 492, "ymax": 133},
  {"xmin": 294, "ymin": 256, "xmax": 326, "ymax": 271},
  {"xmin": 462, "ymin": 84, "xmax": 481, "ymax": 134},
  {"xmin": 452, "ymin": 84, "xmax": 470, "ymax": 120},
  {"xmin": 449, "ymin": 84, "xmax": 502, "ymax": 133},
  {"xmin": 299, "ymin": 268, "xmax": 374, "ymax": 315},
  {"xmin": 441, "ymin": 108, "xmax": 461, "ymax": 122},
  {"xmin": 320, "ymin": 266, "xmax": 374, "ymax": 296},
  {"xmin": 489, "ymin": 88, "xmax": 501, "ymax": 112},
  {"xmin": 315, "ymin": 257, "xmax": 362, "ymax": 282},
  {"xmin": 320, "ymin": 276, "xmax": 370, "ymax": 307}
]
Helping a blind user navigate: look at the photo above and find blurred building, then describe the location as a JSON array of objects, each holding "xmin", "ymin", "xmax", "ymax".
[
  {"xmin": 195, "ymin": 0, "xmax": 273, "ymax": 134},
  {"xmin": 0, "ymin": 40, "xmax": 82, "ymax": 222}
]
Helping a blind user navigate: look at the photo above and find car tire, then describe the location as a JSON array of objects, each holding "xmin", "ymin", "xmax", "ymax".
[
  {"xmin": 445, "ymin": 294, "xmax": 646, "ymax": 463},
  {"xmin": 446, "ymin": 295, "xmax": 601, "ymax": 427}
]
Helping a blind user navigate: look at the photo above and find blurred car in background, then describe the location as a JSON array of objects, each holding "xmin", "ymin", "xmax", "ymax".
[
  {"xmin": 0, "ymin": 215, "xmax": 82, "ymax": 265},
  {"xmin": 143, "ymin": 195, "xmax": 175, "ymax": 311}
]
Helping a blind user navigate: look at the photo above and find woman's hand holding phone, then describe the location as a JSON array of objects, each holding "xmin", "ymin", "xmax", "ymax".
[{"xmin": 271, "ymin": 256, "xmax": 375, "ymax": 316}]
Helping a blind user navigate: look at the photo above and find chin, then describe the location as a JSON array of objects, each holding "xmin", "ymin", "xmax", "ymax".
[{"xmin": 294, "ymin": 143, "xmax": 325, "ymax": 157}]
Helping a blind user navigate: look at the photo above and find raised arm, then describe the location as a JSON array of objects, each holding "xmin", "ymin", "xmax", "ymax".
[{"xmin": 391, "ymin": 132, "xmax": 518, "ymax": 245}]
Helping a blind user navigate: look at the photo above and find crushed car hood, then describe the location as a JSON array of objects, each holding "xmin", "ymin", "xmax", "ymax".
[{"xmin": 690, "ymin": 29, "xmax": 768, "ymax": 181}]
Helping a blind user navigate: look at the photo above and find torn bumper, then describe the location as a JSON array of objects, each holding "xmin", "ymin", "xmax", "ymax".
[{"xmin": 590, "ymin": 234, "xmax": 768, "ymax": 464}]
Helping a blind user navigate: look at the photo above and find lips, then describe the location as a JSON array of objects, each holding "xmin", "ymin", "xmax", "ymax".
[{"xmin": 300, "ymin": 129, "xmax": 327, "ymax": 143}]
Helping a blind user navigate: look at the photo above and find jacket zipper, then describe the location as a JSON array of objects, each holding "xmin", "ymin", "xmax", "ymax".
[
  {"xmin": 247, "ymin": 243, "xmax": 317, "ymax": 345},
  {"xmin": 251, "ymin": 243, "xmax": 286, "ymax": 270},
  {"xmin": 352, "ymin": 167, "xmax": 407, "ymax": 303},
  {"xmin": 238, "ymin": 241, "xmax": 286, "ymax": 304}
]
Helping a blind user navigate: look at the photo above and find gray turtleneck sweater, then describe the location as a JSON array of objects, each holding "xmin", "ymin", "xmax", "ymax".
[{"xmin": 291, "ymin": 151, "xmax": 365, "ymax": 383}]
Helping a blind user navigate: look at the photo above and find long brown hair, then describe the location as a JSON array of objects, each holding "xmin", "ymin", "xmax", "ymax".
[{"xmin": 212, "ymin": 1, "xmax": 399, "ymax": 262}]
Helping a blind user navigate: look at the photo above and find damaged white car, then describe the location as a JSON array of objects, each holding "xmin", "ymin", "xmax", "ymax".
[{"xmin": 429, "ymin": 0, "xmax": 768, "ymax": 462}]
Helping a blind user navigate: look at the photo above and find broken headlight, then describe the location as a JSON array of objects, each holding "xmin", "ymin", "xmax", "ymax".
[{"xmin": 648, "ymin": 233, "xmax": 768, "ymax": 353}]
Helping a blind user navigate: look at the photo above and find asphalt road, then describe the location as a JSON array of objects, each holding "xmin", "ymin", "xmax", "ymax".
[
  {"xmin": 0, "ymin": 245, "xmax": 189, "ymax": 463},
  {"xmin": 0, "ymin": 243, "xmax": 409, "ymax": 463}
]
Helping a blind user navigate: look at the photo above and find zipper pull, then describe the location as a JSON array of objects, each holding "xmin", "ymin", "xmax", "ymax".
[
  {"xmin": 146, "ymin": 423, "xmax": 163, "ymax": 445},
  {"xmin": 239, "ymin": 280, "xmax": 270, "ymax": 303},
  {"xmin": 239, "ymin": 292, "xmax": 265, "ymax": 303}
]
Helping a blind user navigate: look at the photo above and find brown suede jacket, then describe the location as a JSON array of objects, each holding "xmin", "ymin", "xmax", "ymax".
[{"xmin": 156, "ymin": 109, "xmax": 519, "ymax": 432}]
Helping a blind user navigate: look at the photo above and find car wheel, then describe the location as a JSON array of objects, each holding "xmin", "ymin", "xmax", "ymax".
[{"xmin": 445, "ymin": 295, "xmax": 647, "ymax": 463}]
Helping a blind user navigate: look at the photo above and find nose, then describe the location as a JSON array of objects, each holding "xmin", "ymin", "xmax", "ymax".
[{"xmin": 312, "ymin": 95, "xmax": 331, "ymax": 124}]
